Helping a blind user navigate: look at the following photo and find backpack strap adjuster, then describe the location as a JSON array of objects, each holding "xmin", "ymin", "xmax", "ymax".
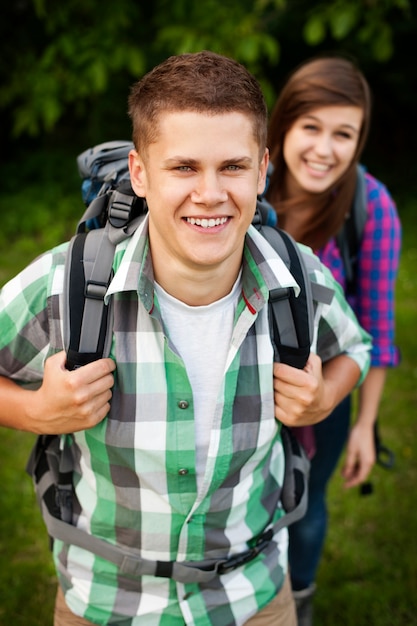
[
  {"xmin": 269, "ymin": 286, "xmax": 291, "ymax": 302},
  {"xmin": 108, "ymin": 191, "xmax": 138, "ymax": 228},
  {"xmin": 85, "ymin": 279, "xmax": 109, "ymax": 301}
]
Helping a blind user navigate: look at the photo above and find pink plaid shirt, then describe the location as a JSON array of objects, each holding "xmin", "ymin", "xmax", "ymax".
[{"xmin": 319, "ymin": 171, "xmax": 401, "ymax": 367}]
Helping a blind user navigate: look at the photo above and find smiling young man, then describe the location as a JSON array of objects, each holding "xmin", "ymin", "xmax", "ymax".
[
  {"xmin": 0, "ymin": 51, "xmax": 371, "ymax": 625},
  {"xmin": 128, "ymin": 110, "xmax": 268, "ymax": 305}
]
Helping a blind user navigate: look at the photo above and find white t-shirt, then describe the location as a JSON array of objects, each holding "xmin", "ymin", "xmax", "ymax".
[{"xmin": 154, "ymin": 275, "xmax": 241, "ymax": 485}]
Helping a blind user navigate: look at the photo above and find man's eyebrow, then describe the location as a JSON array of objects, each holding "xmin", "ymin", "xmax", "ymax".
[
  {"xmin": 163, "ymin": 157, "xmax": 199, "ymax": 166},
  {"xmin": 163, "ymin": 156, "xmax": 255, "ymax": 167},
  {"xmin": 221, "ymin": 156, "xmax": 254, "ymax": 166}
]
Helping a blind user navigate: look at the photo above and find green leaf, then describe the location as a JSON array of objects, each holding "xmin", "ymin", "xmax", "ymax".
[
  {"xmin": 303, "ymin": 15, "xmax": 326, "ymax": 45},
  {"xmin": 329, "ymin": 5, "xmax": 358, "ymax": 40},
  {"xmin": 372, "ymin": 25, "xmax": 394, "ymax": 61},
  {"xmin": 126, "ymin": 48, "xmax": 145, "ymax": 77},
  {"xmin": 237, "ymin": 36, "xmax": 260, "ymax": 64}
]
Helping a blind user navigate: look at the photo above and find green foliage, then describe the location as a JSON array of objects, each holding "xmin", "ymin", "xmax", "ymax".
[
  {"xmin": 154, "ymin": 0, "xmax": 279, "ymax": 66},
  {"xmin": 302, "ymin": 0, "xmax": 412, "ymax": 61},
  {"xmin": 0, "ymin": 0, "xmax": 413, "ymax": 139},
  {"xmin": 0, "ymin": 147, "xmax": 80, "ymax": 284},
  {"xmin": 0, "ymin": 0, "xmax": 145, "ymax": 136}
]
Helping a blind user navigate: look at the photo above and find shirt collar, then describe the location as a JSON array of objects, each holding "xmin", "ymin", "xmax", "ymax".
[
  {"xmin": 241, "ymin": 225, "xmax": 300, "ymax": 315},
  {"xmin": 105, "ymin": 218, "xmax": 300, "ymax": 313},
  {"xmin": 105, "ymin": 214, "xmax": 154, "ymax": 310}
]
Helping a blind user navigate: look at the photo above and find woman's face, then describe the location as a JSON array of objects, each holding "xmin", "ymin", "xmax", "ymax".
[{"xmin": 282, "ymin": 105, "xmax": 363, "ymax": 196}]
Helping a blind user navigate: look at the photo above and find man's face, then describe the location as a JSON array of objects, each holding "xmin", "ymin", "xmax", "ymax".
[{"xmin": 129, "ymin": 111, "xmax": 268, "ymax": 282}]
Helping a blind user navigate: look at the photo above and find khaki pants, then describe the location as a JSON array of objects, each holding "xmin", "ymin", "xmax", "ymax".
[
  {"xmin": 243, "ymin": 574, "xmax": 296, "ymax": 626},
  {"xmin": 54, "ymin": 573, "xmax": 296, "ymax": 626}
]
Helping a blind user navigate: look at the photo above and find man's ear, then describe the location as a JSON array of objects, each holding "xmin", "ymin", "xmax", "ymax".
[
  {"xmin": 257, "ymin": 148, "xmax": 269, "ymax": 196},
  {"xmin": 128, "ymin": 150, "xmax": 147, "ymax": 197}
]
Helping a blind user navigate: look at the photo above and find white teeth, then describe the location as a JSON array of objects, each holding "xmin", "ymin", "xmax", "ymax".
[
  {"xmin": 187, "ymin": 217, "xmax": 228, "ymax": 228},
  {"xmin": 308, "ymin": 162, "xmax": 330, "ymax": 172}
]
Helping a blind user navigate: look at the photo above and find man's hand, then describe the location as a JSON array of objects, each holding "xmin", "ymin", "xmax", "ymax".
[
  {"xmin": 0, "ymin": 351, "xmax": 116, "ymax": 434},
  {"xmin": 31, "ymin": 351, "xmax": 116, "ymax": 434},
  {"xmin": 273, "ymin": 353, "xmax": 329, "ymax": 427},
  {"xmin": 273, "ymin": 353, "xmax": 361, "ymax": 427}
]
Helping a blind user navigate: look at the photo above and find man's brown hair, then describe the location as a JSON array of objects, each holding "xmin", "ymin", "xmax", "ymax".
[{"xmin": 128, "ymin": 51, "xmax": 267, "ymax": 157}]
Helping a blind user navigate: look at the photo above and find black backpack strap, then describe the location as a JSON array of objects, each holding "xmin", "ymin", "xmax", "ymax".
[
  {"xmin": 260, "ymin": 225, "xmax": 314, "ymax": 369},
  {"xmin": 64, "ymin": 189, "xmax": 145, "ymax": 370},
  {"xmin": 336, "ymin": 164, "xmax": 368, "ymax": 297},
  {"xmin": 64, "ymin": 228, "xmax": 115, "ymax": 370},
  {"xmin": 257, "ymin": 219, "xmax": 334, "ymax": 526},
  {"xmin": 256, "ymin": 224, "xmax": 316, "ymax": 526}
]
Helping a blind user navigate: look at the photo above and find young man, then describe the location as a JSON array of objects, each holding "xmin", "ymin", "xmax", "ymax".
[{"xmin": 0, "ymin": 51, "xmax": 371, "ymax": 625}]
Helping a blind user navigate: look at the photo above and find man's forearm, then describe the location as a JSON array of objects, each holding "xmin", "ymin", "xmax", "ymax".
[
  {"xmin": 321, "ymin": 354, "xmax": 361, "ymax": 415},
  {"xmin": 0, "ymin": 376, "xmax": 37, "ymax": 432},
  {"xmin": 0, "ymin": 352, "xmax": 116, "ymax": 435}
]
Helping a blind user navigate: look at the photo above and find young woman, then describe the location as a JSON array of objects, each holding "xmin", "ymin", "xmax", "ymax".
[{"xmin": 266, "ymin": 56, "xmax": 401, "ymax": 625}]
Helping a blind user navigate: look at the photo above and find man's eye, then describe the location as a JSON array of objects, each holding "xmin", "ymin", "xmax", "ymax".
[{"xmin": 225, "ymin": 164, "xmax": 242, "ymax": 171}]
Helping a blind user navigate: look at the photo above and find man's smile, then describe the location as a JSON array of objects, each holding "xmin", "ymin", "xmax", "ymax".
[{"xmin": 185, "ymin": 216, "xmax": 229, "ymax": 228}]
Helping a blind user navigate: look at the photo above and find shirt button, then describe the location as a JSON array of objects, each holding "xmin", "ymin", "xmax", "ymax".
[
  {"xmin": 178, "ymin": 468, "xmax": 189, "ymax": 476},
  {"xmin": 183, "ymin": 591, "xmax": 194, "ymax": 600},
  {"xmin": 178, "ymin": 400, "xmax": 189, "ymax": 409}
]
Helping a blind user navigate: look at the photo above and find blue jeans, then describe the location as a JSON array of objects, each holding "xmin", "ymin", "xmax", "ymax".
[{"xmin": 288, "ymin": 396, "xmax": 351, "ymax": 591}]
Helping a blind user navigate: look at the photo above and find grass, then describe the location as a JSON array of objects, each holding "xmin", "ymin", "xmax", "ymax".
[
  {"xmin": 0, "ymin": 429, "xmax": 57, "ymax": 624},
  {"xmin": 315, "ymin": 198, "xmax": 417, "ymax": 625},
  {"xmin": 0, "ymin": 150, "xmax": 416, "ymax": 625}
]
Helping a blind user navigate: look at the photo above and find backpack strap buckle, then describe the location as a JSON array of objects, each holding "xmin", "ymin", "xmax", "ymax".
[
  {"xmin": 108, "ymin": 190, "xmax": 138, "ymax": 228},
  {"xmin": 85, "ymin": 279, "xmax": 109, "ymax": 300},
  {"xmin": 217, "ymin": 529, "xmax": 273, "ymax": 575}
]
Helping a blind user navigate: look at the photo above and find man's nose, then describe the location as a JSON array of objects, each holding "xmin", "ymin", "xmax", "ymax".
[{"xmin": 190, "ymin": 172, "xmax": 228, "ymax": 206}]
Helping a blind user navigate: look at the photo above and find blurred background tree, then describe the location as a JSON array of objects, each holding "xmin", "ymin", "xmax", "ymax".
[{"xmin": 1, "ymin": 0, "xmax": 415, "ymax": 176}]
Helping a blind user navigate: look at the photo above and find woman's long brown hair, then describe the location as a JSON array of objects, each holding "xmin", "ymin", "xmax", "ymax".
[{"xmin": 267, "ymin": 56, "xmax": 372, "ymax": 250}]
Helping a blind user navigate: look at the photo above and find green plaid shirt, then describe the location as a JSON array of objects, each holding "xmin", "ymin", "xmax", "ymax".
[{"xmin": 0, "ymin": 218, "xmax": 371, "ymax": 625}]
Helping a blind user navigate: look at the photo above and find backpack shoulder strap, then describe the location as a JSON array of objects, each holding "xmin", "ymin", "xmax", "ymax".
[
  {"xmin": 258, "ymin": 221, "xmax": 335, "ymax": 524},
  {"xmin": 260, "ymin": 225, "xmax": 314, "ymax": 370},
  {"xmin": 257, "ymin": 222, "xmax": 334, "ymax": 368},
  {"xmin": 64, "ymin": 189, "xmax": 144, "ymax": 370},
  {"xmin": 336, "ymin": 164, "xmax": 368, "ymax": 296},
  {"xmin": 64, "ymin": 227, "xmax": 116, "ymax": 370}
]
